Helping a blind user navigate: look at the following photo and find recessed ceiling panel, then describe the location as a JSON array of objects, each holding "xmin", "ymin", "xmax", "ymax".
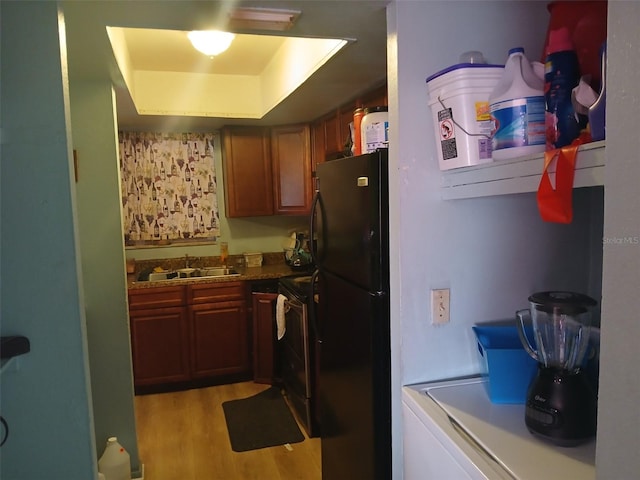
[
  {"xmin": 121, "ymin": 28, "xmax": 285, "ymax": 75},
  {"xmin": 108, "ymin": 26, "xmax": 347, "ymax": 120}
]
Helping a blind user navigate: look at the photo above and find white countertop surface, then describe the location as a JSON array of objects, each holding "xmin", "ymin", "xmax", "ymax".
[{"xmin": 403, "ymin": 377, "xmax": 595, "ymax": 480}]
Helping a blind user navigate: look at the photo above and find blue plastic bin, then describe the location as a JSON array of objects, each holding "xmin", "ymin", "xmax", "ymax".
[{"xmin": 472, "ymin": 325, "xmax": 538, "ymax": 404}]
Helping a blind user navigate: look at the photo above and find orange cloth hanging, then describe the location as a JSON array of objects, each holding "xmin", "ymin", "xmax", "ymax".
[{"xmin": 537, "ymin": 132, "xmax": 590, "ymax": 223}]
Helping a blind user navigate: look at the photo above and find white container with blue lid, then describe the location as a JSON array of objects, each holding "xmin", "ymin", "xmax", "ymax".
[{"xmin": 427, "ymin": 62, "xmax": 504, "ymax": 170}]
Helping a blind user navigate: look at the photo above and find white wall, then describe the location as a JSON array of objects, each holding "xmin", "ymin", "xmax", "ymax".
[
  {"xmin": 0, "ymin": 3, "xmax": 97, "ymax": 478},
  {"xmin": 390, "ymin": 1, "xmax": 640, "ymax": 478},
  {"xmin": 392, "ymin": 0, "xmax": 557, "ymax": 382},
  {"xmin": 596, "ymin": 2, "xmax": 640, "ymax": 478},
  {"xmin": 389, "ymin": 1, "xmax": 603, "ymax": 477}
]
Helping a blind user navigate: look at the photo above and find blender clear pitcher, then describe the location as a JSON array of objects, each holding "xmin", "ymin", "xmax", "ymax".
[
  {"xmin": 516, "ymin": 291, "xmax": 598, "ymax": 446},
  {"xmin": 516, "ymin": 291, "xmax": 596, "ymax": 371}
]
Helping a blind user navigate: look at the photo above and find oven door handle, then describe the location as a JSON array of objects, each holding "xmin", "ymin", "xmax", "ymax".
[{"xmin": 284, "ymin": 298, "xmax": 302, "ymax": 315}]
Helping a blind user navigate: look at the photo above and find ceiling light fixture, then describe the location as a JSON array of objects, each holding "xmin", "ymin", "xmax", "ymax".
[
  {"xmin": 187, "ymin": 30, "xmax": 235, "ymax": 57},
  {"xmin": 228, "ymin": 7, "xmax": 301, "ymax": 31}
]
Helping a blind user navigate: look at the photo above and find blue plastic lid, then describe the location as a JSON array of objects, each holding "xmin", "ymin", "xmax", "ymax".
[
  {"xmin": 426, "ymin": 62, "xmax": 504, "ymax": 84},
  {"xmin": 508, "ymin": 47, "xmax": 525, "ymax": 55}
]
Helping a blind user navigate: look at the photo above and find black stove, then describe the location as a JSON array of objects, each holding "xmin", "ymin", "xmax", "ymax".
[
  {"xmin": 276, "ymin": 271, "xmax": 320, "ymax": 437},
  {"xmin": 278, "ymin": 274, "xmax": 315, "ymax": 302}
]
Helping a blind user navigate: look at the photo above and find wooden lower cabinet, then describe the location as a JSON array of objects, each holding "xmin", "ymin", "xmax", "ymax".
[
  {"xmin": 128, "ymin": 281, "xmax": 250, "ymax": 390},
  {"xmin": 252, "ymin": 292, "xmax": 279, "ymax": 384},
  {"xmin": 189, "ymin": 300, "xmax": 249, "ymax": 378},
  {"xmin": 129, "ymin": 305, "xmax": 190, "ymax": 386}
]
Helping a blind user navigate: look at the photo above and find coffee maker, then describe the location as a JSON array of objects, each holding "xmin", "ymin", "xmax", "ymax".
[{"xmin": 516, "ymin": 291, "xmax": 597, "ymax": 447}]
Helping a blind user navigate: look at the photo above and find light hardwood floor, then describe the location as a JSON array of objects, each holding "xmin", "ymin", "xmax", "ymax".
[{"xmin": 134, "ymin": 382, "xmax": 321, "ymax": 480}]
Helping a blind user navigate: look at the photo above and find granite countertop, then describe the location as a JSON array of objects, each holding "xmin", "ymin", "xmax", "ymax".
[{"xmin": 128, "ymin": 263, "xmax": 305, "ymax": 289}]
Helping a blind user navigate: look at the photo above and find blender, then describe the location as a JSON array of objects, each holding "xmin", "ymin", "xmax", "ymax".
[{"xmin": 516, "ymin": 291, "xmax": 597, "ymax": 446}]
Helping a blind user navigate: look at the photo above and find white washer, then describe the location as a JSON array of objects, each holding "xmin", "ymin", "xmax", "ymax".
[{"xmin": 402, "ymin": 377, "xmax": 596, "ymax": 480}]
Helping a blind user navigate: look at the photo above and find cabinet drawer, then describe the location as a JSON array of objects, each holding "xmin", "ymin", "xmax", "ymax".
[
  {"xmin": 187, "ymin": 281, "xmax": 246, "ymax": 304},
  {"xmin": 128, "ymin": 286, "xmax": 186, "ymax": 310}
]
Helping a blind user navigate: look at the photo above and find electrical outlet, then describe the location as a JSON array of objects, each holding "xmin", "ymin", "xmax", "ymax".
[{"xmin": 431, "ymin": 288, "xmax": 450, "ymax": 325}]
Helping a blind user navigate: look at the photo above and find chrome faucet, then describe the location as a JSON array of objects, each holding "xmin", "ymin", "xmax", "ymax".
[{"xmin": 185, "ymin": 254, "xmax": 190, "ymax": 268}]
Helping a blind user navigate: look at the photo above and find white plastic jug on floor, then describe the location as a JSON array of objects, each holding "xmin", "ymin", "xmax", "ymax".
[{"xmin": 98, "ymin": 437, "xmax": 131, "ymax": 480}]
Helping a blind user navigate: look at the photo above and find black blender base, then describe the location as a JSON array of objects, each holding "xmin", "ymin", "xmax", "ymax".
[{"xmin": 524, "ymin": 367, "xmax": 597, "ymax": 447}]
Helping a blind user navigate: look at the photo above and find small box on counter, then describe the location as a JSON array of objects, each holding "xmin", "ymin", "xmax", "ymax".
[{"xmin": 243, "ymin": 252, "xmax": 263, "ymax": 267}]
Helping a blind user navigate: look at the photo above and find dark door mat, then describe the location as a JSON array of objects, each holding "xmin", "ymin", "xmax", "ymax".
[{"xmin": 222, "ymin": 387, "xmax": 305, "ymax": 452}]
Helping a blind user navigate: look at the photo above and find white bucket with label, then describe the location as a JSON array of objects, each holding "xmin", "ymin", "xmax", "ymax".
[
  {"xmin": 426, "ymin": 63, "xmax": 504, "ymax": 170},
  {"xmin": 361, "ymin": 106, "xmax": 389, "ymax": 154}
]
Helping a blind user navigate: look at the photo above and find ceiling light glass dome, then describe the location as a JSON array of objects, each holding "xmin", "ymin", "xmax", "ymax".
[{"xmin": 187, "ymin": 30, "xmax": 235, "ymax": 57}]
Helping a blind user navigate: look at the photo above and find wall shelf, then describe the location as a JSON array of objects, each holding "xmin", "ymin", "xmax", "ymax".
[{"xmin": 441, "ymin": 141, "xmax": 605, "ymax": 200}]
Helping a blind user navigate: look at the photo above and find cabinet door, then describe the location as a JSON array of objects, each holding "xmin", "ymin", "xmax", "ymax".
[
  {"xmin": 189, "ymin": 301, "xmax": 250, "ymax": 378},
  {"xmin": 129, "ymin": 306, "xmax": 190, "ymax": 386},
  {"xmin": 323, "ymin": 112, "xmax": 341, "ymax": 156},
  {"xmin": 361, "ymin": 84, "xmax": 388, "ymax": 109},
  {"xmin": 311, "ymin": 120, "xmax": 326, "ymax": 176},
  {"xmin": 222, "ymin": 127, "xmax": 273, "ymax": 217},
  {"xmin": 252, "ymin": 292, "xmax": 278, "ymax": 384},
  {"xmin": 271, "ymin": 124, "xmax": 312, "ymax": 215},
  {"xmin": 339, "ymin": 103, "xmax": 356, "ymax": 155}
]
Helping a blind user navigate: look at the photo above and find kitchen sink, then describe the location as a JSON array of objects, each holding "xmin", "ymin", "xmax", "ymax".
[
  {"xmin": 197, "ymin": 267, "xmax": 240, "ymax": 278},
  {"xmin": 146, "ymin": 268, "xmax": 240, "ymax": 282}
]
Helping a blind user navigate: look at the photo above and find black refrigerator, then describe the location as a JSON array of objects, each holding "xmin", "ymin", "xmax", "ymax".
[{"xmin": 310, "ymin": 148, "xmax": 391, "ymax": 480}]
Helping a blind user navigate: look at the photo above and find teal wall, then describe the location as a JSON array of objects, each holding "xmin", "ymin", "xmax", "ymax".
[
  {"xmin": 70, "ymin": 82, "xmax": 141, "ymax": 474},
  {"xmin": 0, "ymin": 2, "xmax": 97, "ymax": 479}
]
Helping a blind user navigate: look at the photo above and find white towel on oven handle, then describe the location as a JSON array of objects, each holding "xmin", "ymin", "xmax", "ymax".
[{"xmin": 276, "ymin": 294, "xmax": 288, "ymax": 340}]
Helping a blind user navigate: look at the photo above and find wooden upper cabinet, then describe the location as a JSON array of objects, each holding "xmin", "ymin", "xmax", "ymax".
[
  {"xmin": 222, "ymin": 127, "xmax": 273, "ymax": 217},
  {"xmin": 339, "ymin": 103, "xmax": 357, "ymax": 155},
  {"xmin": 271, "ymin": 124, "xmax": 312, "ymax": 215},
  {"xmin": 323, "ymin": 112, "xmax": 341, "ymax": 156},
  {"xmin": 220, "ymin": 84, "xmax": 386, "ymax": 218},
  {"xmin": 311, "ymin": 120, "xmax": 326, "ymax": 175},
  {"xmin": 361, "ymin": 84, "xmax": 388, "ymax": 109},
  {"xmin": 310, "ymin": 83, "xmax": 388, "ymax": 165}
]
